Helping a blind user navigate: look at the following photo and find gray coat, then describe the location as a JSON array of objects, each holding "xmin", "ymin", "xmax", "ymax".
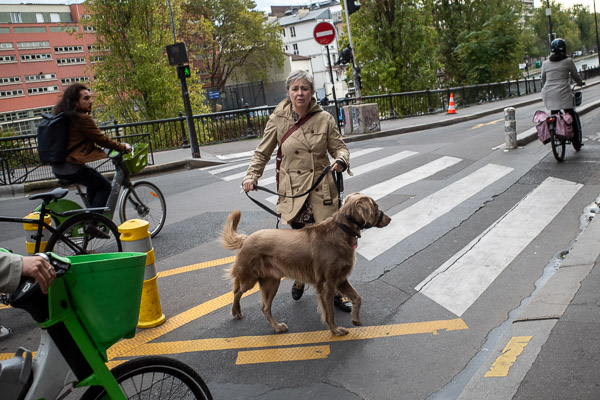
[
  {"xmin": 541, "ymin": 57, "xmax": 583, "ymax": 110},
  {"xmin": 0, "ymin": 252, "xmax": 23, "ymax": 294}
]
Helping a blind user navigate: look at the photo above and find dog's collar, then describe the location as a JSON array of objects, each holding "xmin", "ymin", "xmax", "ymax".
[{"xmin": 335, "ymin": 220, "xmax": 361, "ymax": 238}]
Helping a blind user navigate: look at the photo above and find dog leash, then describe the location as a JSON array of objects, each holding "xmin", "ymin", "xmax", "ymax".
[{"xmin": 245, "ymin": 165, "xmax": 332, "ymax": 219}]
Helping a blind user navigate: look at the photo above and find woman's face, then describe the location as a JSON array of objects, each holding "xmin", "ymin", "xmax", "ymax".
[{"xmin": 288, "ymin": 78, "xmax": 312, "ymax": 113}]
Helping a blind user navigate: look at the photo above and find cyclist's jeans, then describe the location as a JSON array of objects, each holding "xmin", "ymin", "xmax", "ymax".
[{"xmin": 55, "ymin": 166, "xmax": 111, "ymax": 209}]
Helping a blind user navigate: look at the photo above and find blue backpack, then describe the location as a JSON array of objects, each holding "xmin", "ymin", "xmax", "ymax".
[{"xmin": 36, "ymin": 113, "xmax": 73, "ymax": 164}]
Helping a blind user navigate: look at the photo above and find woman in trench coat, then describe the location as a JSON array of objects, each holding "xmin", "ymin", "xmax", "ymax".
[{"xmin": 242, "ymin": 70, "xmax": 353, "ymax": 311}]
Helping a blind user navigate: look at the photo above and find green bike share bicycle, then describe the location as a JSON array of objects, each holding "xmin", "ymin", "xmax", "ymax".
[
  {"xmin": 0, "ymin": 251, "xmax": 212, "ymax": 399},
  {"xmin": 37, "ymin": 143, "xmax": 167, "ymax": 256}
]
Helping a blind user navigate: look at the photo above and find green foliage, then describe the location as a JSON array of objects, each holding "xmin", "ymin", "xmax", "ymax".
[
  {"xmin": 84, "ymin": 0, "xmax": 210, "ymax": 124},
  {"xmin": 455, "ymin": 13, "xmax": 524, "ymax": 83},
  {"xmin": 344, "ymin": 0, "xmax": 440, "ymax": 93},
  {"xmin": 179, "ymin": 0, "xmax": 284, "ymax": 91}
]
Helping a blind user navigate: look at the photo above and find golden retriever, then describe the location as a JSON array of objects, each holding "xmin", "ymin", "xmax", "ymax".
[{"xmin": 221, "ymin": 193, "xmax": 391, "ymax": 336}]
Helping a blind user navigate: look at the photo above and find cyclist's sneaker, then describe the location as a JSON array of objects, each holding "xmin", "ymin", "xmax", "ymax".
[
  {"xmin": 0, "ymin": 325, "xmax": 11, "ymax": 339},
  {"xmin": 84, "ymin": 223, "xmax": 110, "ymax": 239}
]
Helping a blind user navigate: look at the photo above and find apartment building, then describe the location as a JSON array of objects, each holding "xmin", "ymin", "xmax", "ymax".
[{"xmin": 0, "ymin": 2, "xmax": 94, "ymax": 136}]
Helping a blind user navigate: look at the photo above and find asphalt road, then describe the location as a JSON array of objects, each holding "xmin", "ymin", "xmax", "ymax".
[{"xmin": 1, "ymin": 92, "xmax": 600, "ymax": 399}]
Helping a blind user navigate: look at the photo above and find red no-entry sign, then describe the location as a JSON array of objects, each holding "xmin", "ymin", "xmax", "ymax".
[{"xmin": 313, "ymin": 21, "xmax": 336, "ymax": 45}]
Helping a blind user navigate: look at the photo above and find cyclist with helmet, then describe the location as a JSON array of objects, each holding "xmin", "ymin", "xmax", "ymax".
[{"xmin": 541, "ymin": 38, "xmax": 584, "ymax": 135}]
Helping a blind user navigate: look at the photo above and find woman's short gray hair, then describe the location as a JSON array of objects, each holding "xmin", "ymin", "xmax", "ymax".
[{"xmin": 285, "ymin": 70, "xmax": 315, "ymax": 95}]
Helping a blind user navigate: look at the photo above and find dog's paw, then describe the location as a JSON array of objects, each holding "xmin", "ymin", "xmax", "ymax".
[
  {"xmin": 332, "ymin": 327, "xmax": 349, "ymax": 336},
  {"xmin": 352, "ymin": 319, "xmax": 362, "ymax": 326},
  {"xmin": 232, "ymin": 311, "xmax": 244, "ymax": 319},
  {"xmin": 274, "ymin": 322, "xmax": 288, "ymax": 333}
]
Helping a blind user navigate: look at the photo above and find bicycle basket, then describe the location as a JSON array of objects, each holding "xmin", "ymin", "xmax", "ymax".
[
  {"xmin": 63, "ymin": 252, "xmax": 147, "ymax": 357},
  {"xmin": 122, "ymin": 144, "xmax": 149, "ymax": 175},
  {"xmin": 574, "ymin": 91, "xmax": 582, "ymax": 107}
]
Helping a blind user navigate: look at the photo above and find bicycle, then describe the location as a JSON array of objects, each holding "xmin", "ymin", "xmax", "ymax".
[
  {"xmin": 0, "ymin": 188, "xmax": 122, "ymax": 256},
  {"xmin": 546, "ymin": 85, "xmax": 583, "ymax": 162},
  {"xmin": 0, "ymin": 251, "xmax": 212, "ymax": 399},
  {"xmin": 44, "ymin": 142, "xmax": 167, "ymax": 238}
]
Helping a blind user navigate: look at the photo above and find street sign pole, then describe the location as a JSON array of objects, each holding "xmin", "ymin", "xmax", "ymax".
[
  {"xmin": 313, "ymin": 21, "xmax": 342, "ymax": 135},
  {"xmin": 178, "ymin": 71, "xmax": 200, "ymax": 158}
]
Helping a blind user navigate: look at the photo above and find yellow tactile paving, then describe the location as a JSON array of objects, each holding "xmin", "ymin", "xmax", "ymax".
[{"xmin": 236, "ymin": 345, "xmax": 331, "ymax": 365}]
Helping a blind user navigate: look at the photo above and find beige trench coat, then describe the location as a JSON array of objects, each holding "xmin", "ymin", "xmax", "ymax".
[
  {"xmin": 541, "ymin": 57, "xmax": 583, "ymax": 110},
  {"xmin": 243, "ymin": 97, "xmax": 350, "ymax": 224}
]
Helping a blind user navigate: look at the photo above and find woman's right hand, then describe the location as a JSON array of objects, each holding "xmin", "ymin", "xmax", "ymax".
[{"xmin": 242, "ymin": 181, "xmax": 255, "ymax": 192}]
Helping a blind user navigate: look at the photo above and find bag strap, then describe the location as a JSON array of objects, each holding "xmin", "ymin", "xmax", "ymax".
[{"xmin": 276, "ymin": 112, "xmax": 316, "ymax": 190}]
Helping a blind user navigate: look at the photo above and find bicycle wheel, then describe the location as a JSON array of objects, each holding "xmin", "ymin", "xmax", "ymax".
[
  {"xmin": 119, "ymin": 181, "xmax": 166, "ymax": 237},
  {"xmin": 550, "ymin": 130, "xmax": 565, "ymax": 162},
  {"xmin": 572, "ymin": 112, "xmax": 582, "ymax": 151},
  {"xmin": 80, "ymin": 356, "xmax": 212, "ymax": 400},
  {"xmin": 46, "ymin": 213, "xmax": 122, "ymax": 256}
]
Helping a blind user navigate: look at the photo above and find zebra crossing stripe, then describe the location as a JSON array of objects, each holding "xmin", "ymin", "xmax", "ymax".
[
  {"xmin": 265, "ymin": 150, "xmax": 419, "ymax": 204},
  {"xmin": 220, "ymin": 147, "xmax": 384, "ymax": 182},
  {"xmin": 415, "ymin": 176, "xmax": 582, "ymax": 317},
  {"xmin": 361, "ymin": 156, "xmax": 462, "ymax": 201},
  {"xmin": 357, "ymin": 163, "xmax": 514, "ymax": 261}
]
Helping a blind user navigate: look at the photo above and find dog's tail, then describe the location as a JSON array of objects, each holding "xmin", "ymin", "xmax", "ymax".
[{"xmin": 221, "ymin": 209, "xmax": 247, "ymax": 250}]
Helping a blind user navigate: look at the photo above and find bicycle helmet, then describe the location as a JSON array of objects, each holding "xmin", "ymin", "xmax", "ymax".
[{"xmin": 550, "ymin": 38, "xmax": 567, "ymax": 55}]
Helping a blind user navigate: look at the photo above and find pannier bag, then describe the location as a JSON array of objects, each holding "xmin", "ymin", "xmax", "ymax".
[{"xmin": 532, "ymin": 110, "xmax": 550, "ymax": 144}]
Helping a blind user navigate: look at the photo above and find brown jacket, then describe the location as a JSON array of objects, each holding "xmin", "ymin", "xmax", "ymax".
[
  {"xmin": 65, "ymin": 113, "xmax": 128, "ymax": 165},
  {"xmin": 244, "ymin": 97, "xmax": 351, "ymax": 224}
]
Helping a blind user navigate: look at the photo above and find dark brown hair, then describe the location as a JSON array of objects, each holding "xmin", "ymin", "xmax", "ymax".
[{"xmin": 52, "ymin": 83, "xmax": 89, "ymax": 121}]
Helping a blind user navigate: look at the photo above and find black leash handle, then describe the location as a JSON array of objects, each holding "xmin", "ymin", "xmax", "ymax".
[{"xmin": 245, "ymin": 165, "xmax": 332, "ymax": 217}]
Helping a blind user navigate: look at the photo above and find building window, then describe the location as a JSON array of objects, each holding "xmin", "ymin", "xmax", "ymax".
[
  {"xmin": 0, "ymin": 42, "xmax": 13, "ymax": 50},
  {"xmin": 90, "ymin": 56, "xmax": 103, "ymax": 63},
  {"xmin": 290, "ymin": 26, "xmax": 296, "ymax": 38},
  {"xmin": 84, "ymin": 26, "xmax": 96, "ymax": 33},
  {"xmin": 50, "ymin": 13, "xmax": 60, "ymax": 23},
  {"xmin": 0, "ymin": 55, "xmax": 17, "ymax": 63},
  {"xmin": 281, "ymin": 28, "xmax": 286, "ymax": 37},
  {"xmin": 10, "ymin": 13, "xmax": 22, "ymax": 23},
  {"xmin": 57, "ymin": 57, "xmax": 86, "ymax": 65},
  {"xmin": 61, "ymin": 76, "xmax": 89, "ymax": 85},
  {"xmin": 293, "ymin": 43, "xmax": 299, "ymax": 55},
  {"xmin": 0, "ymin": 76, "xmax": 21, "ymax": 85},
  {"xmin": 36, "ymin": 13, "xmax": 44, "ymax": 23},
  {"xmin": 0, "ymin": 89, "xmax": 24, "ymax": 98},
  {"xmin": 25, "ymin": 73, "xmax": 57, "ymax": 82},
  {"xmin": 54, "ymin": 45, "xmax": 83, "ymax": 53},
  {"xmin": 20, "ymin": 53, "xmax": 53, "ymax": 62},
  {"xmin": 14, "ymin": 27, "xmax": 46, "ymax": 34},
  {"xmin": 27, "ymin": 86, "xmax": 59, "ymax": 95},
  {"xmin": 17, "ymin": 41, "xmax": 50, "ymax": 49}
]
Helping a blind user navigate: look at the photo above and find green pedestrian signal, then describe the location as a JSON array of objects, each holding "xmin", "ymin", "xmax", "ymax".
[{"xmin": 177, "ymin": 64, "xmax": 191, "ymax": 79}]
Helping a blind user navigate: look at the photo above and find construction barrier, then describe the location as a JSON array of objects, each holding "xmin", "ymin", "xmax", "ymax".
[
  {"xmin": 23, "ymin": 212, "xmax": 51, "ymax": 255},
  {"xmin": 118, "ymin": 219, "xmax": 166, "ymax": 328},
  {"xmin": 447, "ymin": 93, "xmax": 457, "ymax": 114}
]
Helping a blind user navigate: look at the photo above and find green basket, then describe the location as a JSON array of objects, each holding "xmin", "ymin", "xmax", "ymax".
[
  {"xmin": 122, "ymin": 143, "xmax": 149, "ymax": 175},
  {"xmin": 64, "ymin": 252, "xmax": 147, "ymax": 355}
]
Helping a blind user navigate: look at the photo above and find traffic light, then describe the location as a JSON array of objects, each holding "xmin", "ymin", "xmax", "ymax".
[
  {"xmin": 346, "ymin": 0, "xmax": 360, "ymax": 15},
  {"xmin": 177, "ymin": 64, "xmax": 191, "ymax": 79},
  {"xmin": 336, "ymin": 46, "xmax": 353, "ymax": 65}
]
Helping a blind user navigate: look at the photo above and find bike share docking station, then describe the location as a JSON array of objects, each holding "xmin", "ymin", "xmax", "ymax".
[{"xmin": 118, "ymin": 219, "xmax": 166, "ymax": 328}]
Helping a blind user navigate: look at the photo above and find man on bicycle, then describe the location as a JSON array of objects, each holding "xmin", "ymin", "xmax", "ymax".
[
  {"xmin": 541, "ymin": 38, "xmax": 584, "ymax": 134},
  {"xmin": 50, "ymin": 84, "xmax": 131, "ymax": 210}
]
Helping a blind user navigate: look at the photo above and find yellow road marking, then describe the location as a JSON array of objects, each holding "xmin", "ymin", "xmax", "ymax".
[
  {"xmin": 107, "ymin": 285, "xmax": 259, "ymax": 359},
  {"xmin": 123, "ymin": 318, "xmax": 468, "ymax": 357},
  {"xmin": 485, "ymin": 336, "xmax": 532, "ymax": 378},
  {"xmin": 471, "ymin": 118, "xmax": 504, "ymax": 130},
  {"xmin": 157, "ymin": 256, "xmax": 235, "ymax": 278},
  {"xmin": 236, "ymin": 345, "xmax": 331, "ymax": 365}
]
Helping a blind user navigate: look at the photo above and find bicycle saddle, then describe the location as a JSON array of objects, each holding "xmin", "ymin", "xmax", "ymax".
[{"xmin": 28, "ymin": 188, "xmax": 68, "ymax": 203}]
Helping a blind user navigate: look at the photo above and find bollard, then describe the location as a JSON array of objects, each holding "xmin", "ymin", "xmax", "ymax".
[
  {"xmin": 23, "ymin": 212, "xmax": 51, "ymax": 255},
  {"xmin": 504, "ymin": 107, "xmax": 517, "ymax": 149},
  {"xmin": 118, "ymin": 219, "xmax": 166, "ymax": 328}
]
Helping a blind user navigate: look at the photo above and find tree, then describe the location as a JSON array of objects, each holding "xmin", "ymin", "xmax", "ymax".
[
  {"xmin": 433, "ymin": 0, "xmax": 524, "ymax": 85},
  {"xmin": 84, "ymin": 0, "xmax": 210, "ymax": 123},
  {"xmin": 179, "ymin": 0, "xmax": 283, "ymax": 99},
  {"xmin": 343, "ymin": 0, "xmax": 441, "ymax": 94}
]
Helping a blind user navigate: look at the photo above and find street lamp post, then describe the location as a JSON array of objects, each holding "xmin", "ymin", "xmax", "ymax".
[
  {"xmin": 594, "ymin": 0, "xmax": 600, "ymax": 68},
  {"xmin": 546, "ymin": 0, "xmax": 554, "ymax": 47}
]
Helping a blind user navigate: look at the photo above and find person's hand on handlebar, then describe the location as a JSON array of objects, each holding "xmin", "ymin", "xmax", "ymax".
[
  {"xmin": 123, "ymin": 143, "xmax": 132, "ymax": 153},
  {"xmin": 21, "ymin": 255, "xmax": 55, "ymax": 294}
]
